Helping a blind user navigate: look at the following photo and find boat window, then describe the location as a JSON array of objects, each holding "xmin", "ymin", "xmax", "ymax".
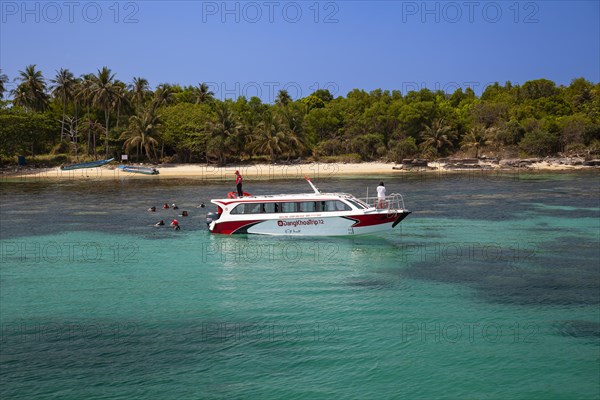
[
  {"xmin": 346, "ymin": 199, "xmax": 366, "ymax": 210},
  {"xmin": 229, "ymin": 203, "xmax": 262, "ymax": 214},
  {"xmin": 230, "ymin": 204, "xmax": 243, "ymax": 214},
  {"xmin": 244, "ymin": 203, "xmax": 262, "ymax": 214},
  {"xmin": 281, "ymin": 202, "xmax": 296, "ymax": 213},
  {"xmin": 323, "ymin": 200, "xmax": 351, "ymax": 212},
  {"xmin": 263, "ymin": 203, "xmax": 277, "ymax": 213},
  {"xmin": 299, "ymin": 202, "xmax": 316, "ymax": 212}
]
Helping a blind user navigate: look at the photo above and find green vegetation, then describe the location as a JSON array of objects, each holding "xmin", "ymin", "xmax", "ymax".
[{"xmin": 1, "ymin": 65, "xmax": 599, "ymax": 165}]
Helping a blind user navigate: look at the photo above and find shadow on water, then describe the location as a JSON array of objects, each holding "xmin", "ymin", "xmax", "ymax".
[
  {"xmin": 0, "ymin": 318, "xmax": 269, "ymax": 398},
  {"xmin": 345, "ymin": 278, "xmax": 396, "ymax": 290},
  {"xmin": 396, "ymin": 235, "xmax": 600, "ymax": 306},
  {"xmin": 554, "ymin": 320, "xmax": 600, "ymax": 341}
]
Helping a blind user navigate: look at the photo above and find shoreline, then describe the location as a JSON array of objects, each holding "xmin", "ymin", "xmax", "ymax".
[{"xmin": 2, "ymin": 160, "xmax": 599, "ymax": 182}]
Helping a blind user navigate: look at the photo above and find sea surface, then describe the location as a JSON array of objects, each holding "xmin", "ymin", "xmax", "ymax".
[{"xmin": 1, "ymin": 170, "xmax": 599, "ymax": 399}]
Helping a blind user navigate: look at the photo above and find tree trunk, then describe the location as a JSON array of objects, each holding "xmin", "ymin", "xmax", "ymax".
[
  {"xmin": 74, "ymin": 103, "xmax": 79, "ymax": 161},
  {"xmin": 104, "ymin": 108, "xmax": 110, "ymax": 158},
  {"xmin": 93, "ymin": 122, "xmax": 97, "ymax": 160},
  {"xmin": 116, "ymin": 104, "xmax": 120, "ymax": 130},
  {"xmin": 60, "ymin": 98, "xmax": 66, "ymax": 141},
  {"xmin": 87, "ymin": 106, "xmax": 92, "ymax": 156}
]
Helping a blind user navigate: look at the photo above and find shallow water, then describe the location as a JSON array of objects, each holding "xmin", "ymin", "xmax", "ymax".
[{"xmin": 1, "ymin": 171, "xmax": 599, "ymax": 399}]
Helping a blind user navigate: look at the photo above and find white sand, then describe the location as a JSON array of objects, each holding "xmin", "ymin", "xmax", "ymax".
[{"xmin": 3, "ymin": 161, "xmax": 594, "ymax": 182}]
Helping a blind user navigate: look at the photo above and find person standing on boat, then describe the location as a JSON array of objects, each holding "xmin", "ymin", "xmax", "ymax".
[
  {"xmin": 376, "ymin": 181, "xmax": 386, "ymax": 208},
  {"xmin": 235, "ymin": 170, "xmax": 243, "ymax": 197}
]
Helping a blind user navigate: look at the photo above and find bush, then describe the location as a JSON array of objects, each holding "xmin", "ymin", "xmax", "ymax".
[
  {"xmin": 388, "ymin": 137, "xmax": 418, "ymax": 162},
  {"xmin": 314, "ymin": 139, "xmax": 348, "ymax": 157},
  {"xmin": 564, "ymin": 143, "xmax": 587, "ymax": 157},
  {"xmin": 519, "ymin": 130, "xmax": 559, "ymax": 156},
  {"xmin": 587, "ymin": 140, "xmax": 600, "ymax": 156},
  {"xmin": 50, "ymin": 154, "xmax": 70, "ymax": 164},
  {"xmin": 51, "ymin": 141, "xmax": 71, "ymax": 154}
]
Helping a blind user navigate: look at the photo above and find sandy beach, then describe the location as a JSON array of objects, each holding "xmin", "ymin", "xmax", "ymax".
[{"xmin": 2, "ymin": 159, "xmax": 598, "ymax": 182}]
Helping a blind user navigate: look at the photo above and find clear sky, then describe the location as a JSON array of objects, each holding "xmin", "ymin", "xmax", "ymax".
[{"xmin": 1, "ymin": 0, "xmax": 598, "ymax": 102}]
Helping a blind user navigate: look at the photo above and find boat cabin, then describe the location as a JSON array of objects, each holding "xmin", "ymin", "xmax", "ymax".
[{"xmin": 216, "ymin": 194, "xmax": 372, "ymax": 216}]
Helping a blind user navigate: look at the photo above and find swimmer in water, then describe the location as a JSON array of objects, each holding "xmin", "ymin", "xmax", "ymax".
[
  {"xmin": 171, "ymin": 219, "xmax": 180, "ymax": 230},
  {"xmin": 182, "ymin": 211, "xmax": 188, "ymax": 217},
  {"xmin": 172, "ymin": 203, "xmax": 179, "ymax": 210},
  {"xmin": 163, "ymin": 203, "xmax": 170, "ymax": 209},
  {"xmin": 148, "ymin": 206, "xmax": 156, "ymax": 212},
  {"xmin": 155, "ymin": 220, "xmax": 164, "ymax": 226}
]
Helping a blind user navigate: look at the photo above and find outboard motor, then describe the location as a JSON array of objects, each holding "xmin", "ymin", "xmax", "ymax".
[{"xmin": 206, "ymin": 211, "xmax": 220, "ymax": 226}]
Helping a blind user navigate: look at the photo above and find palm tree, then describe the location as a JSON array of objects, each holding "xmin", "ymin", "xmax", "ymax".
[
  {"xmin": 89, "ymin": 67, "xmax": 118, "ymax": 158},
  {"xmin": 112, "ymin": 81, "xmax": 128, "ymax": 130},
  {"xmin": 0, "ymin": 70, "xmax": 8, "ymax": 99},
  {"xmin": 76, "ymin": 74, "xmax": 97, "ymax": 157},
  {"xmin": 207, "ymin": 102, "xmax": 240, "ymax": 165},
  {"xmin": 278, "ymin": 106, "xmax": 305, "ymax": 159},
  {"xmin": 51, "ymin": 68, "xmax": 77, "ymax": 140},
  {"xmin": 276, "ymin": 89, "xmax": 292, "ymax": 107},
  {"xmin": 460, "ymin": 126, "xmax": 488, "ymax": 158},
  {"xmin": 251, "ymin": 110, "xmax": 304, "ymax": 162},
  {"xmin": 12, "ymin": 64, "xmax": 49, "ymax": 111},
  {"xmin": 420, "ymin": 118, "xmax": 456, "ymax": 157},
  {"xmin": 252, "ymin": 110, "xmax": 285, "ymax": 162},
  {"xmin": 11, "ymin": 86, "xmax": 30, "ymax": 109},
  {"xmin": 121, "ymin": 107, "xmax": 161, "ymax": 162},
  {"xmin": 195, "ymin": 82, "xmax": 214, "ymax": 104},
  {"xmin": 129, "ymin": 77, "xmax": 150, "ymax": 109},
  {"xmin": 152, "ymin": 83, "xmax": 175, "ymax": 109}
]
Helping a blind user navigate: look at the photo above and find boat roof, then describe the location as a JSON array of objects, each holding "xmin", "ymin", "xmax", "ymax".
[{"xmin": 212, "ymin": 192, "xmax": 360, "ymax": 203}]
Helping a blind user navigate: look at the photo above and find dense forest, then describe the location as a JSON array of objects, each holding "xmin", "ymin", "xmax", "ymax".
[{"xmin": 0, "ymin": 65, "xmax": 599, "ymax": 166}]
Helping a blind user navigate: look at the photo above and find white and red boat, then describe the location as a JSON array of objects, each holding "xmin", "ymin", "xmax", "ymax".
[{"xmin": 206, "ymin": 178, "xmax": 410, "ymax": 236}]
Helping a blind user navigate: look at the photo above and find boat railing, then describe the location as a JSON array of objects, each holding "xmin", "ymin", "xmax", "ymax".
[{"xmin": 360, "ymin": 193, "xmax": 406, "ymax": 212}]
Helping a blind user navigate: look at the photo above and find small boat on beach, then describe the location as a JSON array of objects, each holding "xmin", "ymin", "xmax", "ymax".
[
  {"xmin": 60, "ymin": 158, "xmax": 114, "ymax": 170},
  {"xmin": 118, "ymin": 165, "xmax": 159, "ymax": 175},
  {"xmin": 206, "ymin": 177, "xmax": 410, "ymax": 236}
]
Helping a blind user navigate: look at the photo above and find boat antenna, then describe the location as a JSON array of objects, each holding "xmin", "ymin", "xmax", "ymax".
[{"xmin": 304, "ymin": 176, "xmax": 321, "ymax": 194}]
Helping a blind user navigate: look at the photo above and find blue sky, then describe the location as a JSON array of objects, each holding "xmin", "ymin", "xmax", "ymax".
[{"xmin": 1, "ymin": 0, "xmax": 598, "ymax": 102}]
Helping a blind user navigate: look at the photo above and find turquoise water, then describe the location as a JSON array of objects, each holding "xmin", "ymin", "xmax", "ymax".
[{"xmin": 1, "ymin": 172, "xmax": 599, "ymax": 399}]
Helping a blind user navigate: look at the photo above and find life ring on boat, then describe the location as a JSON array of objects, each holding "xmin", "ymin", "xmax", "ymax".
[{"xmin": 227, "ymin": 191, "xmax": 252, "ymax": 199}]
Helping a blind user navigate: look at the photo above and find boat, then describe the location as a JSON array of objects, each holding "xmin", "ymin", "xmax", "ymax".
[
  {"xmin": 206, "ymin": 177, "xmax": 410, "ymax": 236},
  {"xmin": 118, "ymin": 165, "xmax": 159, "ymax": 175},
  {"xmin": 60, "ymin": 158, "xmax": 114, "ymax": 170}
]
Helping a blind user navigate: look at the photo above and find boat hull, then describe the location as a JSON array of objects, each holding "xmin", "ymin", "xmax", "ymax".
[
  {"xmin": 118, "ymin": 165, "xmax": 159, "ymax": 175},
  {"xmin": 61, "ymin": 158, "xmax": 114, "ymax": 170},
  {"xmin": 209, "ymin": 211, "xmax": 410, "ymax": 236}
]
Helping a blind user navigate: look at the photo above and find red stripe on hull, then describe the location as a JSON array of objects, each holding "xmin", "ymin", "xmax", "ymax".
[
  {"xmin": 345, "ymin": 213, "xmax": 400, "ymax": 227},
  {"xmin": 211, "ymin": 220, "xmax": 262, "ymax": 234}
]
